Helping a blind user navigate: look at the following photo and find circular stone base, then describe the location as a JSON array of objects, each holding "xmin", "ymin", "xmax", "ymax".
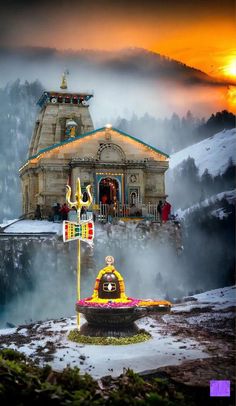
[{"xmin": 80, "ymin": 322, "xmax": 139, "ymax": 338}]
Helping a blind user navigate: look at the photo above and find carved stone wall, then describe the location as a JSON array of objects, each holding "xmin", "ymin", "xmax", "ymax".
[{"xmin": 29, "ymin": 104, "xmax": 94, "ymax": 157}]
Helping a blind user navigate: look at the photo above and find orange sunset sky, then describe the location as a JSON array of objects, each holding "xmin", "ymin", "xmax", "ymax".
[{"xmin": 1, "ymin": 0, "xmax": 236, "ymax": 109}]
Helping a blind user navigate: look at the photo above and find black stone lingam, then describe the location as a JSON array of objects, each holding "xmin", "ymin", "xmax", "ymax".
[{"xmin": 76, "ymin": 256, "xmax": 171, "ymax": 338}]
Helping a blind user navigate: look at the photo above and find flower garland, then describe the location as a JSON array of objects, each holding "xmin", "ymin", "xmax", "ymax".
[
  {"xmin": 77, "ymin": 297, "xmax": 140, "ymax": 308},
  {"xmin": 138, "ymin": 300, "xmax": 171, "ymax": 307},
  {"xmin": 76, "ymin": 297, "xmax": 171, "ymax": 308}
]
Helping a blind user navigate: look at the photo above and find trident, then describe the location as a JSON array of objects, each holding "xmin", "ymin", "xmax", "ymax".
[{"xmin": 66, "ymin": 178, "xmax": 93, "ymax": 329}]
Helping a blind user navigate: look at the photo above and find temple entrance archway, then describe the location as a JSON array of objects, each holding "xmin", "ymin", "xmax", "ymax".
[{"xmin": 99, "ymin": 177, "xmax": 120, "ymax": 204}]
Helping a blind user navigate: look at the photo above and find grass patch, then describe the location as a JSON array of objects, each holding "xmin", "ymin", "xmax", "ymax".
[
  {"xmin": 0, "ymin": 349, "xmax": 212, "ymax": 405},
  {"xmin": 68, "ymin": 328, "xmax": 152, "ymax": 345}
]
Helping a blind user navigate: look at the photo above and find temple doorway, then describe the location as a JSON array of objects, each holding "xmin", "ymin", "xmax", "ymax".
[{"xmin": 99, "ymin": 178, "xmax": 119, "ymax": 204}]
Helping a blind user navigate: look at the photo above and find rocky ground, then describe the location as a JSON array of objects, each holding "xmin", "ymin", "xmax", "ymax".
[{"xmin": 150, "ymin": 286, "xmax": 236, "ymax": 390}]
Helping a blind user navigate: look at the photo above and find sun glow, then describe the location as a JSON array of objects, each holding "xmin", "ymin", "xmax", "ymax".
[{"xmin": 222, "ymin": 57, "xmax": 236, "ymax": 78}]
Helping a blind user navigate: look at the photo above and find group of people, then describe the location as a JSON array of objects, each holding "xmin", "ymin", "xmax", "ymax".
[
  {"xmin": 34, "ymin": 199, "xmax": 172, "ymax": 223},
  {"xmin": 51, "ymin": 203, "xmax": 70, "ymax": 222},
  {"xmin": 157, "ymin": 200, "xmax": 172, "ymax": 223},
  {"xmin": 34, "ymin": 202, "xmax": 78, "ymax": 222},
  {"xmin": 100, "ymin": 197, "xmax": 172, "ymax": 223},
  {"xmin": 34, "ymin": 202, "xmax": 93, "ymax": 222}
]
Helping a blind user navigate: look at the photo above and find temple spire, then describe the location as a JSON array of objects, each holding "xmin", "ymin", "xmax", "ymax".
[{"xmin": 60, "ymin": 70, "xmax": 69, "ymax": 90}]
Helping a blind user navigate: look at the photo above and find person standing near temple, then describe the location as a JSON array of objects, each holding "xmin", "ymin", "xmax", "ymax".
[
  {"xmin": 60, "ymin": 203, "xmax": 70, "ymax": 221},
  {"xmin": 101, "ymin": 194, "xmax": 108, "ymax": 204},
  {"xmin": 157, "ymin": 200, "xmax": 163, "ymax": 224},
  {"xmin": 34, "ymin": 204, "xmax": 42, "ymax": 220},
  {"xmin": 162, "ymin": 200, "xmax": 172, "ymax": 223}
]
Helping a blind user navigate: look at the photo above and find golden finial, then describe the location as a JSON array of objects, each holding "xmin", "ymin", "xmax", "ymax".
[
  {"xmin": 105, "ymin": 256, "xmax": 114, "ymax": 266},
  {"xmin": 60, "ymin": 70, "xmax": 69, "ymax": 90}
]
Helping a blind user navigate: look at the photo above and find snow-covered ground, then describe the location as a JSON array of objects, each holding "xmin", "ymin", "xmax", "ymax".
[
  {"xmin": 176, "ymin": 189, "xmax": 236, "ymax": 219},
  {"xmin": 0, "ymin": 316, "xmax": 208, "ymax": 378},
  {"xmin": 0, "ymin": 285, "xmax": 235, "ymax": 378},
  {"xmin": 173, "ymin": 285, "xmax": 236, "ymax": 312},
  {"xmin": 2, "ymin": 220, "xmax": 62, "ymax": 235},
  {"xmin": 170, "ymin": 128, "xmax": 236, "ymax": 176},
  {"xmin": 0, "ymin": 218, "xmax": 18, "ymax": 228}
]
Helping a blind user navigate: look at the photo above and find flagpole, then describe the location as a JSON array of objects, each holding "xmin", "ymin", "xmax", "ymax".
[
  {"xmin": 77, "ymin": 207, "xmax": 81, "ymax": 330},
  {"xmin": 64, "ymin": 177, "xmax": 93, "ymax": 332}
]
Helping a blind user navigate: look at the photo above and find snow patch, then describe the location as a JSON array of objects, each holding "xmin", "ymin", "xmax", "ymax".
[
  {"xmin": 0, "ymin": 327, "xmax": 17, "ymax": 336},
  {"xmin": 192, "ymin": 285, "xmax": 236, "ymax": 304},
  {"xmin": 173, "ymin": 285, "xmax": 236, "ymax": 312},
  {"xmin": 2, "ymin": 220, "xmax": 62, "ymax": 235},
  {"xmin": 211, "ymin": 208, "xmax": 230, "ymax": 219},
  {"xmin": 176, "ymin": 189, "xmax": 236, "ymax": 219},
  {"xmin": 0, "ymin": 219, "xmax": 19, "ymax": 228}
]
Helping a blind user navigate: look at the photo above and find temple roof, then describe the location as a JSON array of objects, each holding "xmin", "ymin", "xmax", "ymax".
[{"xmin": 20, "ymin": 127, "xmax": 169, "ymax": 170}]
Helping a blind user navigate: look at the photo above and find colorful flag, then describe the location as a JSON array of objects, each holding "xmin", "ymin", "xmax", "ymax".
[{"xmin": 63, "ymin": 220, "xmax": 94, "ymax": 244}]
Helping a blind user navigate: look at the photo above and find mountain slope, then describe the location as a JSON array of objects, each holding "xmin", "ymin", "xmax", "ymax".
[
  {"xmin": 0, "ymin": 46, "xmax": 229, "ymax": 86},
  {"xmin": 176, "ymin": 189, "xmax": 236, "ymax": 219},
  {"xmin": 169, "ymin": 128, "xmax": 236, "ymax": 176},
  {"xmin": 0, "ymin": 47, "xmax": 232, "ymax": 119}
]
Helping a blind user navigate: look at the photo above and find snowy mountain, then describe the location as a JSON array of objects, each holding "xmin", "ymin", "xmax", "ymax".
[
  {"xmin": 165, "ymin": 129, "xmax": 235, "ymax": 294},
  {"xmin": 166, "ymin": 128, "xmax": 236, "ymax": 211},
  {"xmin": 169, "ymin": 128, "xmax": 236, "ymax": 177}
]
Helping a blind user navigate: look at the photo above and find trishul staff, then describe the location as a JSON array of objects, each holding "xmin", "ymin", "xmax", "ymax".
[{"xmin": 65, "ymin": 178, "xmax": 93, "ymax": 329}]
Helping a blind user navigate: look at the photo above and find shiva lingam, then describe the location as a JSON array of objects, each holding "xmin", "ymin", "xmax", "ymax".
[{"xmin": 76, "ymin": 256, "xmax": 171, "ymax": 337}]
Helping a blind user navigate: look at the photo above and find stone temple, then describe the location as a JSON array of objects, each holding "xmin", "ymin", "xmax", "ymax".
[{"xmin": 19, "ymin": 74, "xmax": 169, "ymax": 218}]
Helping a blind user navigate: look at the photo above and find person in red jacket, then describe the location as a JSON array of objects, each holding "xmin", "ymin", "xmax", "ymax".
[
  {"xmin": 161, "ymin": 200, "xmax": 171, "ymax": 223},
  {"xmin": 60, "ymin": 203, "xmax": 70, "ymax": 221}
]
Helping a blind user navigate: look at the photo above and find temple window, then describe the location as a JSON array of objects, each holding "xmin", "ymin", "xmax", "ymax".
[{"xmin": 65, "ymin": 118, "xmax": 78, "ymax": 138}]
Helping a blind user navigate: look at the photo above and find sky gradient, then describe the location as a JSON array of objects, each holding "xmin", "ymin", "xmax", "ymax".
[{"xmin": 0, "ymin": 0, "xmax": 235, "ymax": 79}]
